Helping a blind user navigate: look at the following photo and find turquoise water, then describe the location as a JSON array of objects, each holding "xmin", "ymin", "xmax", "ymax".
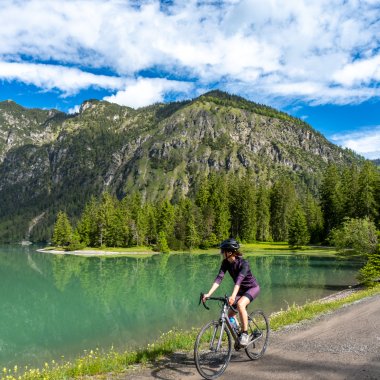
[{"xmin": 0, "ymin": 246, "xmax": 361, "ymax": 368}]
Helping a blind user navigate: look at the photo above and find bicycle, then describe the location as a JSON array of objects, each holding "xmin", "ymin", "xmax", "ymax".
[{"xmin": 194, "ymin": 293, "xmax": 270, "ymax": 380}]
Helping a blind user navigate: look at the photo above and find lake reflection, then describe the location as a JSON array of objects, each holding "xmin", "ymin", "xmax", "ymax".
[{"xmin": 0, "ymin": 246, "xmax": 361, "ymax": 368}]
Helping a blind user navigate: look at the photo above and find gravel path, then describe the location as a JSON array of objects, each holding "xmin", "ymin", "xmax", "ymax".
[{"xmin": 124, "ymin": 293, "xmax": 380, "ymax": 380}]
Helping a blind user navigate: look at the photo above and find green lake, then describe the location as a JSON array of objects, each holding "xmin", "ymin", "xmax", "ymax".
[{"xmin": 0, "ymin": 245, "xmax": 361, "ymax": 368}]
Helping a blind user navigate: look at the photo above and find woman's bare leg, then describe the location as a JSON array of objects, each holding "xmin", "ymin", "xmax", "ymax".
[{"xmin": 237, "ymin": 296, "xmax": 251, "ymax": 332}]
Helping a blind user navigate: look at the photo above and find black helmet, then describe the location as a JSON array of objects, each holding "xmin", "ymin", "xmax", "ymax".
[{"xmin": 220, "ymin": 238, "xmax": 240, "ymax": 251}]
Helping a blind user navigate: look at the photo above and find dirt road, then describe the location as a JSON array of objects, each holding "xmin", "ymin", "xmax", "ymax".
[{"xmin": 126, "ymin": 294, "xmax": 380, "ymax": 380}]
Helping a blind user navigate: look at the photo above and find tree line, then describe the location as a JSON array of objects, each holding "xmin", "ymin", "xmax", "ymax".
[{"xmin": 52, "ymin": 161, "xmax": 380, "ymax": 253}]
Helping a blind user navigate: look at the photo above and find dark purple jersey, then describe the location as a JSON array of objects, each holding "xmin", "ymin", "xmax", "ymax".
[{"xmin": 214, "ymin": 256, "xmax": 259, "ymax": 291}]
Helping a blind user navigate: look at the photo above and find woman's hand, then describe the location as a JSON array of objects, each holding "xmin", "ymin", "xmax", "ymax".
[
  {"xmin": 202, "ymin": 293, "xmax": 210, "ymax": 303},
  {"xmin": 228, "ymin": 296, "xmax": 236, "ymax": 305}
]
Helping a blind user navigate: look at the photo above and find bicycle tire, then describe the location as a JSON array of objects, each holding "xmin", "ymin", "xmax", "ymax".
[
  {"xmin": 194, "ymin": 320, "xmax": 232, "ymax": 379},
  {"xmin": 245, "ymin": 310, "xmax": 270, "ymax": 360}
]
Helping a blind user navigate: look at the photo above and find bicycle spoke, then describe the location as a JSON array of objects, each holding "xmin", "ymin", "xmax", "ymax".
[
  {"xmin": 245, "ymin": 310, "xmax": 270, "ymax": 360},
  {"xmin": 194, "ymin": 321, "xmax": 232, "ymax": 379}
]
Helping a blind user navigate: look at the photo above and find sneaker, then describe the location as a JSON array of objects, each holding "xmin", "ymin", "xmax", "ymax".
[{"xmin": 239, "ymin": 332, "xmax": 249, "ymax": 347}]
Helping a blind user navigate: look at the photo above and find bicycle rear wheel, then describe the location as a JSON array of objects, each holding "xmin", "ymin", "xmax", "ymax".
[
  {"xmin": 194, "ymin": 320, "xmax": 232, "ymax": 379},
  {"xmin": 245, "ymin": 310, "xmax": 270, "ymax": 360}
]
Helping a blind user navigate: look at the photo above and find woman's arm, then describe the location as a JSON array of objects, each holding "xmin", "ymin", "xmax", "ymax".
[
  {"xmin": 203, "ymin": 282, "xmax": 220, "ymax": 301},
  {"xmin": 229, "ymin": 284, "xmax": 240, "ymax": 305},
  {"xmin": 203, "ymin": 260, "xmax": 228, "ymax": 302}
]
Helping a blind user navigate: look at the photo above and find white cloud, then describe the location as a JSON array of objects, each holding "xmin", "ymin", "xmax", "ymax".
[
  {"xmin": 103, "ymin": 77, "xmax": 194, "ymax": 108},
  {"xmin": 0, "ymin": 0, "xmax": 380, "ymax": 105},
  {"xmin": 0, "ymin": 61, "xmax": 125, "ymax": 95},
  {"xmin": 68, "ymin": 104, "xmax": 80, "ymax": 114},
  {"xmin": 331, "ymin": 126, "xmax": 380, "ymax": 159},
  {"xmin": 332, "ymin": 55, "xmax": 380, "ymax": 86}
]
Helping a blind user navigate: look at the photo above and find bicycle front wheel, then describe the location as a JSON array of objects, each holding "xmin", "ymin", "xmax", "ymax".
[
  {"xmin": 194, "ymin": 320, "xmax": 232, "ymax": 380},
  {"xmin": 245, "ymin": 310, "xmax": 270, "ymax": 360}
]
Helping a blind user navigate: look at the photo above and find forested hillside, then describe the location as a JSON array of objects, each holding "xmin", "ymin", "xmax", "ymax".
[
  {"xmin": 0, "ymin": 91, "xmax": 375, "ymax": 244},
  {"xmin": 52, "ymin": 161, "xmax": 380, "ymax": 251}
]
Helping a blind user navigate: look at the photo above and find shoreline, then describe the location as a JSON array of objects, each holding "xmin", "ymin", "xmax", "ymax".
[
  {"xmin": 36, "ymin": 248, "xmax": 159, "ymax": 256},
  {"xmin": 35, "ymin": 246, "xmax": 345, "ymax": 258}
]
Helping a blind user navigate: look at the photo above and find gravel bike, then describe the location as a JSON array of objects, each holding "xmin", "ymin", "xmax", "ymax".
[{"xmin": 194, "ymin": 293, "xmax": 270, "ymax": 379}]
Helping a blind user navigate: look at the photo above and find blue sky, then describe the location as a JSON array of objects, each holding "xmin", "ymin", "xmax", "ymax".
[{"xmin": 0, "ymin": 0, "xmax": 379, "ymax": 159}]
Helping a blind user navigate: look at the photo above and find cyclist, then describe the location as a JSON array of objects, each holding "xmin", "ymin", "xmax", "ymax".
[{"xmin": 202, "ymin": 238, "xmax": 260, "ymax": 347}]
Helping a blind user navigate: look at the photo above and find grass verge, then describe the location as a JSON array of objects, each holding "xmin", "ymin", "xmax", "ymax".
[
  {"xmin": 269, "ymin": 285, "xmax": 380, "ymax": 331},
  {"xmin": 3, "ymin": 285, "xmax": 380, "ymax": 380},
  {"xmin": 42, "ymin": 242, "xmax": 341, "ymax": 258}
]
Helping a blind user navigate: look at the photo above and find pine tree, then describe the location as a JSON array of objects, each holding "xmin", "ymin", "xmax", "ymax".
[
  {"xmin": 209, "ymin": 174, "xmax": 230, "ymax": 241},
  {"xmin": 358, "ymin": 248, "xmax": 380, "ymax": 286},
  {"xmin": 342, "ymin": 164, "xmax": 360, "ymax": 218},
  {"xmin": 288, "ymin": 206, "xmax": 310, "ymax": 248},
  {"xmin": 376, "ymin": 171, "xmax": 380, "ymax": 227},
  {"xmin": 65, "ymin": 229, "xmax": 85, "ymax": 251},
  {"xmin": 320, "ymin": 164, "xmax": 345, "ymax": 236},
  {"xmin": 97, "ymin": 192, "xmax": 116, "ymax": 247},
  {"xmin": 157, "ymin": 231, "xmax": 170, "ymax": 253},
  {"xmin": 195, "ymin": 177, "xmax": 216, "ymax": 248},
  {"xmin": 195, "ymin": 177, "xmax": 210, "ymax": 209},
  {"xmin": 228, "ymin": 178, "xmax": 240, "ymax": 238},
  {"xmin": 145, "ymin": 202, "xmax": 158, "ymax": 246},
  {"xmin": 256, "ymin": 184, "xmax": 271, "ymax": 241},
  {"xmin": 52, "ymin": 211, "xmax": 73, "ymax": 247},
  {"xmin": 156, "ymin": 199, "xmax": 175, "ymax": 247},
  {"xmin": 173, "ymin": 198, "xmax": 192, "ymax": 250},
  {"xmin": 128, "ymin": 193, "xmax": 149, "ymax": 246},
  {"xmin": 239, "ymin": 175, "xmax": 257, "ymax": 242},
  {"xmin": 357, "ymin": 162, "xmax": 379, "ymax": 220},
  {"xmin": 303, "ymin": 192, "xmax": 324, "ymax": 243},
  {"xmin": 270, "ymin": 178, "xmax": 297, "ymax": 241},
  {"xmin": 228, "ymin": 175, "xmax": 256, "ymax": 242},
  {"xmin": 76, "ymin": 196, "xmax": 98, "ymax": 247},
  {"xmin": 107, "ymin": 204, "xmax": 129, "ymax": 247},
  {"xmin": 184, "ymin": 202, "xmax": 200, "ymax": 249}
]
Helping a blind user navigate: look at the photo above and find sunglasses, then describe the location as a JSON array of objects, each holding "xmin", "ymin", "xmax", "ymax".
[{"xmin": 221, "ymin": 251, "xmax": 234, "ymax": 258}]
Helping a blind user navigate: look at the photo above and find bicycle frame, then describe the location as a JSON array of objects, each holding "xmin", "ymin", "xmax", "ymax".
[
  {"xmin": 195, "ymin": 293, "xmax": 270, "ymax": 379},
  {"xmin": 222, "ymin": 303, "xmax": 239, "ymax": 339},
  {"xmin": 213, "ymin": 302, "xmax": 238, "ymax": 350},
  {"xmin": 200, "ymin": 294, "xmax": 241, "ymax": 342},
  {"xmin": 201, "ymin": 293, "xmax": 263, "ymax": 349}
]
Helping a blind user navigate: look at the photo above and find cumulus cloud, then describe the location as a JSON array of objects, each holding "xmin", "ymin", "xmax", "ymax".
[
  {"xmin": 331, "ymin": 126, "xmax": 380, "ymax": 159},
  {"xmin": 0, "ymin": 61, "xmax": 124, "ymax": 95},
  {"xmin": 104, "ymin": 77, "xmax": 193, "ymax": 108},
  {"xmin": 0, "ymin": 0, "xmax": 380, "ymax": 105},
  {"xmin": 333, "ymin": 55, "xmax": 380, "ymax": 86},
  {"xmin": 68, "ymin": 104, "xmax": 80, "ymax": 114}
]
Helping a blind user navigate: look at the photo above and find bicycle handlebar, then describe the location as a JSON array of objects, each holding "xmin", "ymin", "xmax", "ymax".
[{"xmin": 199, "ymin": 293, "xmax": 238, "ymax": 313}]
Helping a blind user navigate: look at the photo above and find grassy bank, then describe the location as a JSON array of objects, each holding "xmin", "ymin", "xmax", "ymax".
[
  {"xmin": 241, "ymin": 242, "xmax": 339, "ymax": 256},
  {"xmin": 42, "ymin": 242, "xmax": 342, "ymax": 258},
  {"xmin": 3, "ymin": 285, "xmax": 380, "ymax": 380}
]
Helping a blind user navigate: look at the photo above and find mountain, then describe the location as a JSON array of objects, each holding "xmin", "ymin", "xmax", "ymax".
[
  {"xmin": 0, "ymin": 91, "xmax": 363, "ymax": 242},
  {"xmin": 0, "ymin": 100, "xmax": 66, "ymax": 160}
]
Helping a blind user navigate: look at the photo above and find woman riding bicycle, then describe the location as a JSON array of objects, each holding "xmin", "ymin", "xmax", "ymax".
[{"xmin": 202, "ymin": 238, "xmax": 260, "ymax": 347}]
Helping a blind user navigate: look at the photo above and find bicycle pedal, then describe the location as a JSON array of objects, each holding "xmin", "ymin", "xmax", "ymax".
[{"xmin": 252, "ymin": 333, "xmax": 262, "ymax": 341}]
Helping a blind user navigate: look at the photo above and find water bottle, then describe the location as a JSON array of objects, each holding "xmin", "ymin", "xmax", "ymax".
[{"xmin": 229, "ymin": 317, "xmax": 239, "ymax": 333}]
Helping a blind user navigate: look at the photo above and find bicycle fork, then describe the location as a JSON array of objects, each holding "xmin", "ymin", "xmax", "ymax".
[
  {"xmin": 209, "ymin": 320, "xmax": 227, "ymax": 352},
  {"xmin": 210, "ymin": 304, "xmax": 232, "ymax": 352}
]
